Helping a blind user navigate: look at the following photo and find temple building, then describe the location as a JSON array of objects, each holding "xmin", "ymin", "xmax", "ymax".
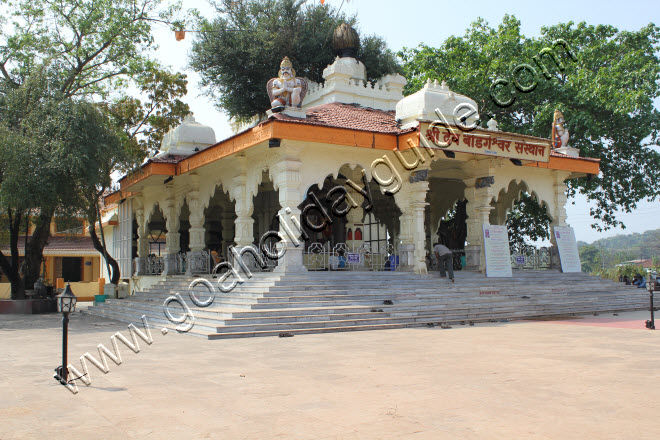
[{"xmin": 105, "ymin": 25, "xmax": 599, "ymax": 285}]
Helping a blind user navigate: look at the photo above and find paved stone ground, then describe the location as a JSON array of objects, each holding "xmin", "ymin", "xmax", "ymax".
[{"xmin": 1, "ymin": 305, "xmax": 659, "ymax": 440}]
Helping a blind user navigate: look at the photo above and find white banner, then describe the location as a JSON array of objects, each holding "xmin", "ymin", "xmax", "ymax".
[
  {"xmin": 483, "ymin": 225, "xmax": 513, "ymax": 277},
  {"xmin": 553, "ymin": 226, "xmax": 582, "ymax": 273}
]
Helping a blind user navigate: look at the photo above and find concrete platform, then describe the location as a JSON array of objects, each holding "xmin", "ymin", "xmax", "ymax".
[{"xmin": 1, "ymin": 307, "xmax": 659, "ymax": 439}]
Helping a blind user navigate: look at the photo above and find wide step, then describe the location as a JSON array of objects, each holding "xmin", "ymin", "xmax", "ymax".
[{"xmin": 83, "ymin": 271, "xmax": 648, "ymax": 339}]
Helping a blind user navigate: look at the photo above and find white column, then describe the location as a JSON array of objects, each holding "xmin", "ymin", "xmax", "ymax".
[
  {"xmin": 134, "ymin": 202, "xmax": 149, "ymax": 276},
  {"xmin": 233, "ymin": 173, "xmax": 255, "ymax": 248},
  {"xmin": 549, "ymin": 176, "xmax": 568, "ymax": 269},
  {"xmin": 464, "ymin": 179, "xmax": 494, "ymax": 272},
  {"xmin": 394, "ymin": 180, "xmax": 429, "ymax": 273},
  {"xmin": 394, "ymin": 192, "xmax": 414, "ymax": 271},
  {"xmin": 186, "ymin": 179, "xmax": 208, "ymax": 274},
  {"xmin": 162, "ymin": 192, "xmax": 181, "ymax": 275},
  {"xmin": 409, "ymin": 182, "xmax": 430, "ymax": 274},
  {"xmin": 273, "ymin": 150, "xmax": 307, "ymax": 273}
]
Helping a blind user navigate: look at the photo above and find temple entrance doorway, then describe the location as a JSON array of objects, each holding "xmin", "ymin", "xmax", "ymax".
[
  {"xmin": 203, "ymin": 183, "xmax": 235, "ymax": 263},
  {"xmin": 301, "ymin": 165, "xmax": 400, "ymax": 271},
  {"xmin": 426, "ymin": 173, "xmax": 468, "ymax": 271}
]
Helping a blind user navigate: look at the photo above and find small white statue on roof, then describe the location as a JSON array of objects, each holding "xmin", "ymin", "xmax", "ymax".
[
  {"xmin": 552, "ymin": 109, "xmax": 570, "ymax": 148},
  {"xmin": 551, "ymin": 109, "xmax": 580, "ymax": 157},
  {"xmin": 268, "ymin": 57, "xmax": 308, "ymax": 109}
]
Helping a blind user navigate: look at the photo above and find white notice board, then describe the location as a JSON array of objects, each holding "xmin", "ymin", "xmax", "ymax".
[
  {"xmin": 553, "ymin": 226, "xmax": 582, "ymax": 272},
  {"xmin": 483, "ymin": 225, "xmax": 513, "ymax": 277}
]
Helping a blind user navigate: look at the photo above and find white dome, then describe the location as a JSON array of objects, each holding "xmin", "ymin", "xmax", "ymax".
[
  {"xmin": 156, "ymin": 115, "xmax": 216, "ymax": 158},
  {"xmin": 395, "ymin": 80, "xmax": 479, "ymax": 130}
]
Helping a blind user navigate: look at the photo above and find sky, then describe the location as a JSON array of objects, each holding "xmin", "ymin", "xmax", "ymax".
[{"xmin": 148, "ymin": 0, "xmax": 660, "ymax": 244}]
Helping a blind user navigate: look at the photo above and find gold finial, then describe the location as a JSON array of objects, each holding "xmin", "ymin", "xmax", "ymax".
[{"xmin": 332, "ymin": 23, "xmax": 360, "ymax": 58}]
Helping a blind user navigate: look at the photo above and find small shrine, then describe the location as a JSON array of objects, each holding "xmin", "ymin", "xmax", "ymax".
[{"xmin": 107, "ymin": 23, "xmax": 597, "ymax": 280}]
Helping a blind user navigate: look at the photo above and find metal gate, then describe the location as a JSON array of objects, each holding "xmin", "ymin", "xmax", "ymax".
[
  {"xmin": 303, "ymin": 242, "xmax": 400, "ymax": 271},
  {"xmin": 510, "ymin": 246, "xmax": 552, "ymax": 270}
]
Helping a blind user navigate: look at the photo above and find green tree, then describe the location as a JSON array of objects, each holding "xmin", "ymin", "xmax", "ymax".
[
  {"xmin": 189, "ymin": 0, "xmax": 401, "ymax": 121},
  {"xmin": 506, "ymin": 193, "xmax": 552, "ymax": 253},
  {"xmin": 400, "ymin": 16, "xmax": 660, "ymax": 233},
  {"xmin": 0, "ymin": 0, "xmax": 185, "ymax": 297},
  {"xmin": 103, "ymin": 69, "xmax": 191, "ymax": 155},
  {"xmin": 578, "ymin": 244, "xmax": 602, "ymax": 273},
  {"xmin": 95, "ymin": 69, "xmax": 190, "ymax": 283}
]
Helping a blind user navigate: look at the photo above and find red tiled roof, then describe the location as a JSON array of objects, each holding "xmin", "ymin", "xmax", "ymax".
[
  {"xmin": 269, "ymin": 102, "xmax": 409, "ymax": 134},
  {"xmin": 137, "ymin": 103, "xmax": 601, "ymax": 165},
  {"xmin": 0, "ymin": 236, "xmax": 98, "ymax": 255}
]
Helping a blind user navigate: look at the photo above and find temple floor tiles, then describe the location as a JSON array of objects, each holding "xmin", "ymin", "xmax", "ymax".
[{"xmin": 2, "ymin": 309, "xmax": 659, "ymax": 439}]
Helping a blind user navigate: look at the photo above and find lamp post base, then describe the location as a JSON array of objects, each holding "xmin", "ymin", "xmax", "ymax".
[{"xmin": 54, "ymin": 366, "xmax": 68, "ymax": 385}]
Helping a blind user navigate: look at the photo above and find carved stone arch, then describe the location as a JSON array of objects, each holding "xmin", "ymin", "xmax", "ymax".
[
  {"xmin": 174, "ymin": 190, "xmax": 188, "ymax": 216},
  {"xmin": 490, "ymin": 179, "xmax": 554, "ymax": 225},
  {"xmin": 226, "ymin": 180, "xmax": 243, "ymax": 204},
  {"xmin": 300, "ymin": 161, "xmax": 372, "ymax": 196},
  {"xmin": 516, "ymin": 180, "xmax": 552, "ymax": 216},
  {"xmin": 202, "ymin": 180, "xmax": 232, "ymax": 211},
  {"xmin": 245, "ymin": 165, "xmax": 265, "ymax": 200},
  {"xmin": 145, "ymin": 201, "xmax": 163, "ymax": 226},
  {"xmin": 490, "ymin": 180, "xmax": 525, "ymax": 211}
]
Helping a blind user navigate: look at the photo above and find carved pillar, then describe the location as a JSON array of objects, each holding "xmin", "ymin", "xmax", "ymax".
[
  {"xmin": 549, "ymin": 175, "xmax": 569, "ymax": 269},
  {"xmin": 186, "ymin": 178, "xmax": 207, "ymax": 274},
  {"xmin": 162, "ymin": 191, "xmax": 181, "ymax": 275},
  {"xmin": 394, "ymin": 192, "xmax": 414, "ymax": 271},
  {"xmin": 464, "ymin": 178, "xmax": 494, "ymax": 272},
  {"xmin": 233, "ymin": 173, "xmax": 255, "ymax": 248},
  {"xmin": 273, "ymin": 149, "xmax": 307, "ymax": 273},
  {"xmin": 409, "ymin": 181, "xmax": 430, "ymax": 274},
  {"xmin": 394, "ymin": 179, "xmax": 429, "ymax": 273},
  {"xmin": 134, "ymin": 199, "xmax": 148, "ymax": 276}
]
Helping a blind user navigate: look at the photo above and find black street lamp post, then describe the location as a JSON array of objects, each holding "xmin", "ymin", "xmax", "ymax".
[
  {"xmin": 646, "ymin": 272, "xmax": 656, "ymax": 330},
  {"xmin": 54, "ymin": 284, "xmax": 77, "ymax": 384}
]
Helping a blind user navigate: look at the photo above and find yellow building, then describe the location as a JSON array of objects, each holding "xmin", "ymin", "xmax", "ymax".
[{"xmin": 0, "ymin": 217, "xmax": 110, "ymax": 300}]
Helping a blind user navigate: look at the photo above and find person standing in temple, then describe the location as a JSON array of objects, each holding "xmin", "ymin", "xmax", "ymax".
[{"xmin": 433, "ymin": 243, "xmax": 454, "ymax": 282}]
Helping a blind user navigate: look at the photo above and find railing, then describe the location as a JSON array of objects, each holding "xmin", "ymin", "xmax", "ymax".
[
  {"xmin": 510, "ymin": 246, "xmax": 552, "ymax": 270},
  {"xmin": 258, "ymin": 242, "xmax": 278, "ymax": 272},
  {"xmin": 175, "ymin": 252, "xmax": 187, "ymax": 274},
  {"xmin": 428, "ymin": 249, "xmax": 465, "ymax": 271},
  {"xmin": 140, "ymin": 251, "xmax": 211, "ymax": 276},
  {"xmin": 188, "ymin": 251, "xmax": 211, "ymax": 274},
  {"xmin": 145, "ymin": 255, "xmax": 164, "ymax": 275},
  {"xmin": 304, "ymin": 242, "xmax": 400, "ymax": 271}
]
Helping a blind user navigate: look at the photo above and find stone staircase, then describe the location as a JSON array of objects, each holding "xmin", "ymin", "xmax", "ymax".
[{"xmin": 83, "ymin": 271, "xmax": 650, "ymax": 339}]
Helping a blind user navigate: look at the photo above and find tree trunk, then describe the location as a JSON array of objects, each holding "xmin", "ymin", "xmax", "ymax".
[
  {"xmin": 88, "ymin": 223, "xmax": 121, "ymax": 284},
  {"xmin": 1, "ymin": 208, "xmax": 26, "ymax": 300},
  {"xmin": 24, "ymin": 209, "xmax": 53, "ymax": 290},
  {"xmin": 437, "ymin": 200, "xmax": 468, "ymax": 250},
  {"xmin": 0, "ymin": 251, "xmax": 24, "ymax": 300}
]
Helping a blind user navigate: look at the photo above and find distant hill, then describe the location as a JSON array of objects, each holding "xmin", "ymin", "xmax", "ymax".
[{"xmin": 577, "ymin": 228, "xmax": 660, "ymax": 259}]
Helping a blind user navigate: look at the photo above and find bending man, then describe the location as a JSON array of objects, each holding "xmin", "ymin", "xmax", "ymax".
[{"xmin": 433, "ymin": 243, "xmax": 454, "ymax": 282}]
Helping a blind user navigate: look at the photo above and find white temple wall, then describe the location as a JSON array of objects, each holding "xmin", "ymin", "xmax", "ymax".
[{"xmin": 128, "ymin": 137, "xmax": 574, "ymax": 275}]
